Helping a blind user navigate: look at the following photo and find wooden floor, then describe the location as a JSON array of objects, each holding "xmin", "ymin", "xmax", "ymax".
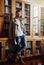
[{"xmin": 0, "ymin": 57, "xmax": 44, "ymax": 65}]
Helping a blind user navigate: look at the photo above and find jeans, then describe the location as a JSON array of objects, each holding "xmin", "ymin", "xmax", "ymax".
[{"xmin": 16, "ymin": 35, "xmax": 26, "ymax": 56}]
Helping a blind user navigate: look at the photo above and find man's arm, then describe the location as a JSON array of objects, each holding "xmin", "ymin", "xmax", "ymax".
[
  {"xmin": 20, "ymin": 19, "xmax": 26, "ymax": 33},
  {"xmin": 13, "ymin": 18, "xmax": 19, "ymax": 29}
]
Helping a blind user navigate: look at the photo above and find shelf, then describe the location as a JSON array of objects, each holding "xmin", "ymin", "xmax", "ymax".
[
  {"xmin": 41, "ymin": 31, "xmax": 44, "ymax": 32},
  {"xmin": 35, "ymin": 53, "xmax": 41, "ymax": 55},
  {"xmin": 36, "ymin": 46, "xmax": 41, "ymax": 48},
  {"xmin": 25, "ymin": 48, "xmax": 32, "ymax": 56},
  {"xmin": 25, "ymin": 54, "xmax": 33, "ymax": 57},
  {"xmin": 4, "ymin": 13, "xmax": 12, "ymax": 15},
  {"xmin": 41, "ymin": 24, "xmax": 44, "ymax": 26},
  {"xmin": 0, "ymin": 15, "xmax": 4, "ymax": 17},
  {"xmin": 0, "ymin": 38, "xmax": 8, "ymax": 41},
  {"xmin": 16, "ymin": 6, "xmax": 22, "ymax": 9},
  {"xmin": 34, "ymin": 54, "xmax": 41, "ymax": 56},
  {"xmin": 25, "ymin": 9, "xmax": 29, "ymax": 11},
  {"xmin": 21, "ymin": 55, "xmax": 33, "ymax": 58},
  {"xmin": 0, "ymin": 58, "xmax": 7, "ymax": 62},
  {"xmin": 4, "ymin": 12, "xmax": 11, "ymax": 14},
  {"xmin": 25, "ymin": 16, "xmax": 29, "ymax": 18},
  {"xmin": 4, "ymin": 0, "xmax": 11, "ymax": 6},
  {"xmin": 24, "ymin": 23, "xmax": 29, "ymax": 25},
  {"xmin": 35, "ymin": 49, "xmax": 41, "ymax": 54},
  {"xmin": 4, "ymin": 20, "xmax": 10, "ymax": 23},
  {"xmin": 4, "ymin": 26, "xmax": 9, "ymax": 29},
  {"xmin": 16, "ymin": 2, "xmax": 22, "ymax": 6},
  {"xmin": 26, "ymin": 47, "xmax": 32, "ymax": 49},
  {"xmin": 4, "ymin": 5, "xmax": 11, "ymax": 7}
]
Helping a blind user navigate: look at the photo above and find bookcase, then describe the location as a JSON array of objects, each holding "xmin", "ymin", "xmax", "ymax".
[
  {"xmin": 0, "ymin": 38, "xmax": 8, "ymax": 61},
  {"xmin": 41, "ymin": 39, "xmax": 44, "ymax": 55},
  {"xmin": 35, "ymin": 41, "xmax": 41, "ymax": 55},
  {"xmin": 25, "ymin": 41, "xmax": 32, "ymax": 56},
  {"xmin": 0, "ymin": 0, "xmax": 44, "ymax": 61},
  {"xmin": 40, "ymin": 19, "xmax": 44, "ymax": 36},
  {"xmin": 15, "ymin": 1, "xmax": 30, "ymax": 35},
  {"xmin": 16, "ymin": 2, "xmax": 22, "ymax": 16},
  {"xmin": 0, "ymin": 0, "xmax": 30, "ymax": 37},
  {"xmin": 3, "ymin": 0, "xmax": 12, "ymax": 37},
  {"xmin": 24, "ymin": 4, "xmax": 30, "ymax": 35},
  {"xmin": 20, "ymin": 39, "xmax": 41, "ymax": 58},
  {"xmin": 40, "ymin": 7, "xmax": 44, "ymax": 36}
]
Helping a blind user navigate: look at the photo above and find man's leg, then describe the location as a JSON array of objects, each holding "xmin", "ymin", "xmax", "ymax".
[
  {"xmin": 18, "ymin": 35, "xmax": 26, "ymax": 55},
  {"xmin": 15, "ymin": 35, "xmax": 26, "ymax": 64},
  {"xmin": 15, "ymin": 36, "xmax": 21, "ymax": 63},
  {"xmin": 17, "ymin": 35, "xmax": 26, "ymax": 64}
]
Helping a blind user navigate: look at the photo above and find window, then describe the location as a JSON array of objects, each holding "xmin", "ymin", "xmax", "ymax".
[
  {"xmin": 33, "ymin": 6, "xmax": 39, "ymax": 36},
  {"xmin": 34, "ymin": 6, "xmax": 39, "ymax": 17}
]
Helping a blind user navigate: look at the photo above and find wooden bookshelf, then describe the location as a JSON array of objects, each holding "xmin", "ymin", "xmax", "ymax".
[
  {"xmin": 16, "ymin": 1, "xmax": 22, "ymax": 17},
  {"xmin": 0, "ymin": 0, "xmax": 44, "ymax": 62},
  {"xmin": 3, "ymin": 0, "xmax": 12, "ymax": 37},
  {"xmin": 40, "ymin": 19, "xmax": 44, "ymax": 36},
  {"xmin": 35, "ymin": 41, "xmax": 41, "ymax": 55},
  {"xmin": 0, "ymin": 38, "xmax": 8, "ymax": 61},
  {"xmin": 24, "ymin": 4, "xmax": 30, "ymax": 35},
  {"xmin": 0, "ymin": 0, "xmax": 11, "ymax": 38}
]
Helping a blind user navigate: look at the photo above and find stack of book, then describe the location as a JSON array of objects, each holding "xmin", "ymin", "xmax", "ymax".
[
  {"xmin": 26, "ymin": 49, "xmax": 31, "ymax": 55},
  {"xmin": 27, "ymin": 41, "xmax": 32, "ymax": 48},
  {"xmin": 5, "ymin": 0, "xmax": 8, "ymax": 5}
]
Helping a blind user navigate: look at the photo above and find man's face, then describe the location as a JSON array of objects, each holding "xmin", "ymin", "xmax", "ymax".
[{"xmin": 16, "ymin": 12, "xmax": 19, "ymax": 18}]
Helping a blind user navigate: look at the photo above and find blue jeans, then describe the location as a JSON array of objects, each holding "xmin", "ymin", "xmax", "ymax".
[{"xmin": 16, "ymin": 35, "xmax": 26, "ymax": 56}]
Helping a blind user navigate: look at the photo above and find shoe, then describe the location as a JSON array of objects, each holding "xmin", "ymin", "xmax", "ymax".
[
  {"xmin": 19, "ymin": 56, "xmax": 25, "ymax": 64},
  {"xmin": 15, "ymin": 58, "xmax": 19, "ymax": 63},
  {"xmin": 15, "ymin": 55, "xmax": 19, "ymax": 63}
]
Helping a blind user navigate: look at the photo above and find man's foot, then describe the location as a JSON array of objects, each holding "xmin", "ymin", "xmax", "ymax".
[
  {"xmin": 19, "ymin": 56, "xmax": 25, "ymax": 64},
  {"xmin": 15, "ymin": 55, "xmax": 19, "ymax": 63},
  {"xmin": 15, "ymin": 55, "xmax": 25, "ymax": 64},
  {"xmin": 15, "ymin": 58, "xmax": 18, "ymax": 63}
]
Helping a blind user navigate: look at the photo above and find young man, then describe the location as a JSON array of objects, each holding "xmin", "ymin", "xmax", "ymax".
[{"xmin": 13, "ymin": 11, "xmax": 26, "ymax": 64}]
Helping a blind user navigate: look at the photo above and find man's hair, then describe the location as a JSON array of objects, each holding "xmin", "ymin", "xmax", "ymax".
[{"xmin": 16, "ymin": 11, "xmax": 19, "ymax": 15}]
